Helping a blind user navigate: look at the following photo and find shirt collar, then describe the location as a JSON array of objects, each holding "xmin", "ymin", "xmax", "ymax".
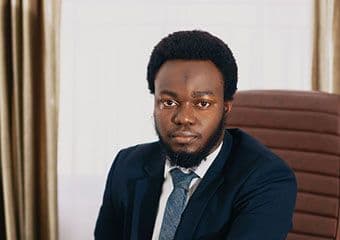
[{"xmin": 163, "ymin": 141, "xmax": 223, "ymax": 179}]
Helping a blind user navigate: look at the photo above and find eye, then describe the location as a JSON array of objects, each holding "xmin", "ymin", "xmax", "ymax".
[
  {"xmin": 162, "ymin": 99, "xmax": 178, "ymax": 108},
  {"xmin": 196, "ymin": 100, "xmax": 211, "ymax": 109}
]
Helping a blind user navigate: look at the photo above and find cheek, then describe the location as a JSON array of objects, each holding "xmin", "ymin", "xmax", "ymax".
[
  {"xmin": 200, "ymin": 112, "xmax": 223, "ymax": 132},
  {"xmin": 154, "ymin": 110, "xmax": 172, "ymax": 129}
]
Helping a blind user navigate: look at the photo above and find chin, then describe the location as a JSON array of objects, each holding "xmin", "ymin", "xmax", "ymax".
[{"xmin": 170, "ymin": 145, "xmax": 201, "ymax": 155}]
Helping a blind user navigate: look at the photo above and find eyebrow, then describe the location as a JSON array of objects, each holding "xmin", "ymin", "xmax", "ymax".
[
  {"xmin": 159, "ymin": 90, "xmax": 215, "ymax": 98},
  {"xmin": 159, "ymin": 90, "xmax": 178, "ymax": 98},
  {"xmin": 191, "ymin": 91, "xmax": 215, "ymax": 98}
]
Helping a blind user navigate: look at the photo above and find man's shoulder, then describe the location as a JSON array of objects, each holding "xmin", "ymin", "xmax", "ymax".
[
  {"xmin": 225, "ymin": 128, "xmax": 296, "ymax": 200},
  {"xmin": 227, "ymin": 128, "xmax": 293, "ymax": 174},
  {"xmin": 111, "ymin": 140, "xmax": 161, "ymax": 172},
  {"xmin": 117, "ymin": 140, "xmax": 160, "ymax": 158},
  {"xmin": 227, "ymin": 128, "xmax": 272, "ymax": 157}
]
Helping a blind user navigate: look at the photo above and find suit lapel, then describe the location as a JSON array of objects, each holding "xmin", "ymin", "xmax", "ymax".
[
  {"xmin": 174, "ymin": 132, "xmax": 233, "ymax": 239},
  {"xmin": 130, "ymin": 145, "xmax": 165, "ymax": 240}
]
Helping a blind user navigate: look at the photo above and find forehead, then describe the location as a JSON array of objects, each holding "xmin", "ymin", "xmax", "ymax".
[{"xmin": 154, "ymin": 60, "xmax": 224, "ymax": 95}]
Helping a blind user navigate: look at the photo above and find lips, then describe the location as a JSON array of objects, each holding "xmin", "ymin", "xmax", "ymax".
[{"xmin": 170, "ymin": 131, "xmax": 199, "ymax": 144}]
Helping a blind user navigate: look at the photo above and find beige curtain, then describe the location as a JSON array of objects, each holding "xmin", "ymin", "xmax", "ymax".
[
  {"xmin": 0, "ymin": 1, "xmax": 60, "ymax": 240},
  {"xmin": 312, "ymin": 0, "xmax": 340, "ymax": 93},
  {"xmin": 333, "ymin": 0, "xmax": 340, "ymax": 93}
]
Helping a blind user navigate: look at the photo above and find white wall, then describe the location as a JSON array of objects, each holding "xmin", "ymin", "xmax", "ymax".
[{"xmin": 58, "ymin": 0, "xmax": 313, "ymax": 239}]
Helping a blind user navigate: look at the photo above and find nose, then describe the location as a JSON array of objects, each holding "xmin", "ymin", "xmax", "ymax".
[{"xmin": 172, "ymin": 103, "xmax": 196, "ymax": 125}]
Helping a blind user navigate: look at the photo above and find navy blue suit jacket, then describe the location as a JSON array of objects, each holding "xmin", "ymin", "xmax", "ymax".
[{"xmin": 95, "ymin": 129, "xmax": 297, "ymax": 240}]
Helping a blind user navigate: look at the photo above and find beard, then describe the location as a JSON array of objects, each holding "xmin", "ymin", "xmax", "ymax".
[{"xmin": 155, "ymin": 112, "xmax": 226, "ymax": 169}]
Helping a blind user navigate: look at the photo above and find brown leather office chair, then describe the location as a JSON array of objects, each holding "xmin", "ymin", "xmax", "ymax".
[{"xmin": 228, "ymin": 90, "xmax": 340, "ymax": 240}]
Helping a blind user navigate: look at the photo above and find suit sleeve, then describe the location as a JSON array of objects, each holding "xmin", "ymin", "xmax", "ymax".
[
  {"xmin": 225, "ymin": 157, "xmax": 297, "ymax": 240},
  {"xmin": 94, "ymin": 150, "xmax": 126, "ymax": 240}
]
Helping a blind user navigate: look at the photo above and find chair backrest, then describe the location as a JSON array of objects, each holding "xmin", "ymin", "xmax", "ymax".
[{"xmin": 228, "ymin": 90, "xmax": 340, "ymax": 240}]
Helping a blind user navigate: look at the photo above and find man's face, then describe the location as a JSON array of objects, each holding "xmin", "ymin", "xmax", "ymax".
[{"xmin": 153, "ymin": 60, "xmax": 232, "ymax": 168}]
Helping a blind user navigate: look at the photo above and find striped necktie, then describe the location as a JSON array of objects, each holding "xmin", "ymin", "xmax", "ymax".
[{"xmin": 159, "ymin": 168, "xmax": 198, "ymax": 240}]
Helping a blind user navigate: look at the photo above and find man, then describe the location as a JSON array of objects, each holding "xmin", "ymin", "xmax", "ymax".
[{"xmin": 95, "ymin": 30, "xmax": 297, "ymax": 240}]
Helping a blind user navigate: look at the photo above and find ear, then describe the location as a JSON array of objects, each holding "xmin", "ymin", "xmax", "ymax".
[{"xmin": 224, "ymin": 101, "xmax": 232, "ymax": 113}]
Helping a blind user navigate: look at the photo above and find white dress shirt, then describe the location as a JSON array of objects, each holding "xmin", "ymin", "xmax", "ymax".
[{"xmin": 151, "ymin": 142, "xmax": 223, "ymax": 240}]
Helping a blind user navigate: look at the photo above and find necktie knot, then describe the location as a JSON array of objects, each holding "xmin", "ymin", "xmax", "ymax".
[{"xmin": 170, "ymin": 168, "xmax": 197, "ymax": 190}]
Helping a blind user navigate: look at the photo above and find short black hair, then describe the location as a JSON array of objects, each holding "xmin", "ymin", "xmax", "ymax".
[{"xmin": 147, "ymin": 30, "xmax": 238, "ymax": 100}]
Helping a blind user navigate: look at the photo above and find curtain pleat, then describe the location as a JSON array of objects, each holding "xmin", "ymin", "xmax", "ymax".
[
  {"xmin": 0, "ymin": 0, "xmax": 60, "ymax": 239},
  {"xmin": 333, "ymin": 0, "xmax": 340, "ymax": 93},
  {"xmin": 312, "ymin": 0, "xmax": 340, "ymax": 93}
]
